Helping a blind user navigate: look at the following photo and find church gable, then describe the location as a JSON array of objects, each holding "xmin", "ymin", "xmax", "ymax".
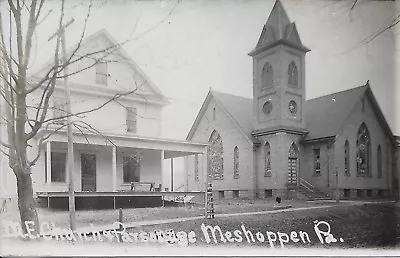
[{"xmin": 186, "ymin": 91, "xmax": 254, "ymax": 145}]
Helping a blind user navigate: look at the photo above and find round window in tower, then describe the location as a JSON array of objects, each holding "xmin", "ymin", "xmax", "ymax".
[
  {"xmin": 262, "ymin": 101, "xmax": 273, "ymax": 115},
  {"xmin": 288, "ymin": 100, "xmax": 297, "ymax": 114}
]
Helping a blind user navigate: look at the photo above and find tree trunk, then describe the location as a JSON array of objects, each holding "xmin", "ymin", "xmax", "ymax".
[{"xmin": 16, "ymin": 172, "xmax": 40, "ymax": 236}]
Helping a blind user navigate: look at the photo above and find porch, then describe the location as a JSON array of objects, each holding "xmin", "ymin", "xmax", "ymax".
[{"xmin": 34, "ymin": 130, "xmax": 208, "ymax": 208}]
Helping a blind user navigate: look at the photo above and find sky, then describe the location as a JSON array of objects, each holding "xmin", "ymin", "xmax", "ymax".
[{"xmin": 17, "ymin": 0, "xmax": 398, "ymax": 139}]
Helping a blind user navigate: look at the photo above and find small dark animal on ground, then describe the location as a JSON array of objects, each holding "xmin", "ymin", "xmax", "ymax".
[{"xmin": 276, "ymin": 196, "xmax": 281, "ymax": 203}]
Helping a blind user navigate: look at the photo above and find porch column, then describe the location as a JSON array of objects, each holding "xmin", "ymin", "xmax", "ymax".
[
  {"xmin": 160, "ymin": 150, "xmax": 164, "ymax": 192},
  {"xmin": 170, "ymin": 158, "xmax": 174, "ymax": 192},
  {"xmin": 112, "ymin": 146, "xmax": 117, "ymax": 192},
  {"xmin": 46, "ymin": 141, "xmax": 51, "ymax": 183}
]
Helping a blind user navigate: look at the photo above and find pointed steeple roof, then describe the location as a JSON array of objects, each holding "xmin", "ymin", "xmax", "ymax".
[{"xmin": 249, "ymin": 0, "xmax": 310, "ymax": 56}]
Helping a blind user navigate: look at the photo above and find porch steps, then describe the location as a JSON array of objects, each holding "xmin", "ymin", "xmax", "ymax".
[{"xmin": 298, "ymin": 185, "xmax": 331, "ymax": 201}]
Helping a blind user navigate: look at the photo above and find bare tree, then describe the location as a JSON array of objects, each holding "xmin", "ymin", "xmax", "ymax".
[{"xmin": 0, "ymin": 0, "xmax": 173, "ymax": 234}]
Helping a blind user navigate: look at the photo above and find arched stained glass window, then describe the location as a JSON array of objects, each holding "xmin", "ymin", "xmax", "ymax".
[
  {"xmin": 233, "ymin": 146, "xmax": 239, "ymax": 179},
  {"xmin": 344, "ymin": 140, "xmax": 350, "ymax": 175},
  {"xmin": 356, "ymin": 123, "xmax": 370, "ymax": 176},
  {"xmin": 262, "ymin": 62, "xmax": 273, "ymax": 89},
  {"xmin": 377, "ymin": 145, "xmax": 382, "ymax": 178},
  {"xmin": 288, "ymin": 61, "xmax": 298, "ymax": 88},
  {"xmin": 264, "ymin": 142, "xmax": 271, "ymax": 176},
  {"xmin": 208, "ymin": 130, "xmax": 224, "ymax": 180}
]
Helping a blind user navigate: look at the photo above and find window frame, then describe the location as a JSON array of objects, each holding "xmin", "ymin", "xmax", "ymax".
[
  {"xmin": 122, "ymin": 156, "xmax": 140, "ymax": 184},
  {"xmin": 356, "ymin": 123, "xmax": 371, "ymax": 177},
  {"xmin": 377, "ymin": 145, "xmax": 382, "ymax": 178},
  {"xmin": 261, "ymin": 62, "xmax": 273, "ymax": 89},
  {"xmin": 344, "ymin": 140, "xmax": 350, "ymax": 176},
  {"xmin": 44, "ymin": 151, "xmax": 67, "ymax": 183},
  {"xmin": 264, "ymin": 142, "xmax": 272, "ymax": 177},
  {"xmin": 126, "ymin": 107, "xmax": 137, "ymax": 133},
  {"xmin": 313, "ymin": 148, "xmax": 321, "ymax": 176},
  {"xmin": 95, "ymin": 61, "xmax": 108, "ymax": 86},
  {"xmin": 233, "ymin": 146, "xmax": 239, "ymax": 179},
  {"xmin": 194, "ymin": 154, "xmax": 199, "ymax": 181},
  {"xmin": 288, "ymin": 61, "xmax": 298, "ymax": 88},
  {"xmin": 53, "ymin": 96, "xmax": 67, "ymax": 124}
]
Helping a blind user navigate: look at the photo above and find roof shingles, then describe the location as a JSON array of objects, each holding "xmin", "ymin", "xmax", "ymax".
[{"xmin": 210, "ymin": 85, "xmax": 369, "ymax": 142}]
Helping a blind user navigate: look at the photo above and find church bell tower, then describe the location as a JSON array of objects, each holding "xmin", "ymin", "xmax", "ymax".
[{"xmin": 249, "ymin": 0, "xmax": 310, "ymax": 136}]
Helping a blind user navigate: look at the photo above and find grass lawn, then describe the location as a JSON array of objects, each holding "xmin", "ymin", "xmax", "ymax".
[
  {"xmin": 0, "ymin": 198, "xmax": 342, "ymax": 229},
  {"xmin": 0, "ymin": 199, "xmax": 388, "ymax": 228},
  {"xmin": 133, "ymin": 202, "xmax": 400, "ymax": 249}
]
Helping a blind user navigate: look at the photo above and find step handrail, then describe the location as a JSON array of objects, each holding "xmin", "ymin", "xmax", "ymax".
[{"xmin": 299, "ymin": 178, "xmax": 315, "ymax": 193}]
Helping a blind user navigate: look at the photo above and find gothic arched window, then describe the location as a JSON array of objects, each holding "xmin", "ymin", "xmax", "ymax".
[
  {"xmin": 377, "ymin": 145, "xmax": 382, "ymax": 178},
  {"xmin": 344, "ymin": 140, "xmax": 350, "ymax": 175},
  {"xmin": 261, "ymin": 62, "xmax": 273, "ymax": 89},
  {"xmin": 288, "ymin": 61, "xmax": 298, "ymax": 88},
  {"xmin": 264, "ymin": 142, "xmax": 271, "ymax": 176},
  {"xmin": 233, "ymin": 146, "xmax": 239, "ymax": 179},
  {"xmin": 209, "ymin": 130, "xmax": 224, "ymax": 180},
  {"xmin": 356, "ymin": 123, "xmax": 370, "ymax": 176}
]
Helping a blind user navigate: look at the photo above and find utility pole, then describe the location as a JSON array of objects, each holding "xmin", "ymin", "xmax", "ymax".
[
  {"xmin": 335, "ymin": 167, "xmax": 340, "ymax": 203},
  {"xmin": 48, "ymin": 18, "xmax": 76, "ymax": 231}
]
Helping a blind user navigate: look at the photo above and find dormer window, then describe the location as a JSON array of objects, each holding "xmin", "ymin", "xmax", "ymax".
[{"xmin": 96, "ymin": 61, "xmax": 108, "ymax": 86}]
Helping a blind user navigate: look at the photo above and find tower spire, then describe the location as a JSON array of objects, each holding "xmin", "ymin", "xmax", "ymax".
[{"xmin": 249, "ymin": 0, "xmax": 310, "ymax": 56}]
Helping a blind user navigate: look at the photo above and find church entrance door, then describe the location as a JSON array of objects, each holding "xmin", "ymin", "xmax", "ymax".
[{"xmin": 287, "ymin": 143, "xmax": 299, "ymax": 186}]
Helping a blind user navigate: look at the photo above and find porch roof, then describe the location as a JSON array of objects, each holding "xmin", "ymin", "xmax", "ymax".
[{"xmin": 39, "ymin": 129, "xmax": 208, "ymax": 159}]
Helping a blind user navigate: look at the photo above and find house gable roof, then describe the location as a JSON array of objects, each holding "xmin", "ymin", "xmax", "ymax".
[{"xmin": 31, "ymin": 29, "xmax": 169, "ymax": 105}]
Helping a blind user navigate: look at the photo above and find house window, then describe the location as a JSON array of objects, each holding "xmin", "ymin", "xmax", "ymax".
[
  {"xmin": 44, "ymin": 152, "xmax": 67, "ymax": 183},
  {"xmin": 344, "ymin": 140, "xmax": 350, "ymax": 175},
  {"xmin": 314, "ymin": 149, "xmax": 321, "ymax": 175},
  {"xmin": 194, "ymin": 154, "xmax": 199, "ymax": 181},
  {"xmin": 261, "ymin": 62, "xmax": 273, "ymax": 89},
  {"xmin": 208, "ymin": 130, "xmax": 224, "ymax": 180},
  {"xmin": 377, "ymin": 145, "xmax": 382, "ymax": 178},
  {"xmin": 233, "ymin": 190, "xmax": 239, "ymax": 198},
  {"xmin": 95, "ymin": 62, "xmax": 108, "ymax": 85},
  {"xmin": 218, "ymin": 191, "xmax": 225, "ymax": 199},
  {"xmin": 356, "ymin": 123, "xmax": 370, "ymax": 176},
  {"xmin": 53, "ymin": 97, "xmax": 67, "ymax": 124},
  {"xmin": 367, "ymin": 189, "xmax": 372, "ymax": 197},
  {"xmin": 233, "ymin": 146, "xmax": 239, "ymax": 179},
  {"xmin": 126, "ymin": 107, "xmax": 137, "ymax": 133},
  {"xmin": 265, "ymin": 189, "xmax": 272, "ymax": 198},
  {"xmin": 288, "ymin": 61, "xmax": 298, "ymax": 88},
  {"xmin": 343, "ymin": 189, "xmax": 350, "ymax": 198},
  {"xmin": 264, "ymin": 142, "xmax": 271, "ymax": 177},
  {"xmin": 357, "ymin": 189, "xmax": 363, "ymax": 198},
  {"xmin": 123, "ymin": 156, "xmax": 140, "ymax": 183}
]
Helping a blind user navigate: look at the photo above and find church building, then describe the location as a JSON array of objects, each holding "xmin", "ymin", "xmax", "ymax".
[{"xmin": 185, "ymin": 0, "xmax": 399, "ymax": 200}]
